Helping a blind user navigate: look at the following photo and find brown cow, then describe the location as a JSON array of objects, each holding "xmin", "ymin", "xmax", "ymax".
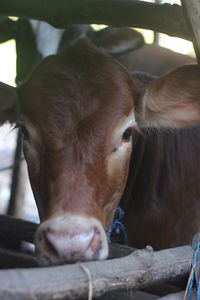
[
  {"xmin": 117, "ymin": 43, "xmax": 195, "ymax": 76},
  {"xmin": 120, "ymin": 124, "xmax": 200, "ymax": 250},
  {"xmin": 90, "ymin": 26, "xmax": 196, "ymax": 76},
  {"xmin": 1, "ymin": 40, "xmax": 200, "ymax": 265},
  {"xmin": 118, "ymin": 73, "xmax": 200, "ymax": 250}
]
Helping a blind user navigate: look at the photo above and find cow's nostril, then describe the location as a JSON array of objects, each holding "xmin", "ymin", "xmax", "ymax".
[
  {"xmin": 89, "ymin": 228, "xmax": 101, "ymax": 253},
  {"xmin": 43, "ymin": 232, "xmax": 60, "ymax": 257}
]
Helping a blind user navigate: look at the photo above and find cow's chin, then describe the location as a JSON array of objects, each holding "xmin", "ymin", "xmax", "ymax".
[{"xmin": 34, "ymin": 214, "xmax": 109, "ymax": 266}]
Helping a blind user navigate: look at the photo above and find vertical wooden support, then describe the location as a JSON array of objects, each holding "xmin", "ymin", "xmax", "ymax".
[
  {"xmin": 13, "ymin": 160, "xmax": 28, "ymax": 218},
  {"xmin": 7, "ymin": 130, "xmax": 23, "ymax": 217},
  {"xmin": 181, "ymin": 0, "xmax": 200, "ymax": 64},
  {"xmin": 154, "ymin": 0, "xmax": 161, "ymax": 44},
  {"xmin": 6, "ymin": 19, "xmax": 39, "ymax": 218}
]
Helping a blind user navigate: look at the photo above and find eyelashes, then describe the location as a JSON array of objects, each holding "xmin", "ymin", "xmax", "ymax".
[{"xmin": 122, "ymin": 127, "xmax": 133, "ymax": 142}]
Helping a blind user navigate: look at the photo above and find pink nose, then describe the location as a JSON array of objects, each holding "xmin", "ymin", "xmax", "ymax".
[{"xmin": 35, "ymin": 214, "xmax": 108, "ymax": 265}]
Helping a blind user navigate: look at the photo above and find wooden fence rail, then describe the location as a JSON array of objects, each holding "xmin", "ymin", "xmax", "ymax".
[
  {"xmin": 0, "ymin": 0, "xmax": 193, "ymax": 41},
  {"xmin": 0, "ymin": 215, "xmax": 194, "ymax": 299},
  {"xmin": 0, "ymin": 244, "xmax": 193, "ymax": 300}
]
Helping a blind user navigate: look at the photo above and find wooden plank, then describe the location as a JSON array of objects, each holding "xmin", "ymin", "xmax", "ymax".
[
  {"xmin": 181, "ymin": 0, "xmax": 200, "ymax": 64},
  {"xmin": 0, "ymin": 247, "xmax": 37, "ymax": 269},
  {"xmin": 0, "ymin": 0, "xmax": 193, "ymax": 41},
  {"xmin": 0, "ymin": 245, "xmax": 193, "ymax": 300},
  {"xmin": 0, "ymin": 17, "xmax": 15, "ymax": 43},
  {"xmin": 0, "ymin": 214, "xmax": 38, "ymax": 245}
]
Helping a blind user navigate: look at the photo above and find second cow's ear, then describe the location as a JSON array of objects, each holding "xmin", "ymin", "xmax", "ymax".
[
  {"xmin": 0, "ymin": 81, "xmax": 19, "ymax": 125},
  {"xmin": 134, "ymin": 65, "xmax": 200, "ymax": 129},
  {"xmin": 92, "ymin": 27, "xmax": 144, "ymax": 55}
]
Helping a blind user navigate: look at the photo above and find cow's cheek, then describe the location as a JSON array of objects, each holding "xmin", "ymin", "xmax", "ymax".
[
  {"xmin": 23, "ymin": 143, "xmax": 45, "ymax": 218},
  {"xmin": 103, "ymin": 144, "xmax": 132, "ymax": 230}
]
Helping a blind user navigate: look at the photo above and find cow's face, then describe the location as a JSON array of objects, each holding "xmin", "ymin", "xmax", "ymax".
[
  {"xmin": 1, "ymin": 41, "xmax": 200, "ymax": 265},
  {"xmin": 17, "ymin": 41, "xmax": 137, "ymax": 264}
]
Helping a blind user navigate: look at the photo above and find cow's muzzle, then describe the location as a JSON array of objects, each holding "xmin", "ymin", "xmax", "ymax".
[{"xmin": 35, "ymin": 214, "xmax": 108, "ymax": 265}]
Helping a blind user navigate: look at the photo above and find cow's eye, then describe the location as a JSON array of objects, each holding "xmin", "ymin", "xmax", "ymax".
[
  {"xmin": 21, "ymin": 125, "xmax": 29, "ymax": 140},
  {"xmin": 122, "ymin": 127, "xmax": 133, "ymax": 142}
]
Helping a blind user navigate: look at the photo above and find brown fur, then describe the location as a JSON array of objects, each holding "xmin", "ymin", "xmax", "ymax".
[
  {"xmin": 17, "ymin": 41, "xmax": 134, "ymax": 228},
  {"xmin": 121, "ymin": 125, "xmax": 200, "ymax": 249}
]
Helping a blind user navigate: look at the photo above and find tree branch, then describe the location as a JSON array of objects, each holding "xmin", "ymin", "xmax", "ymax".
[
  {"xmin": 0, "ymin": 0, "xmax": 193, "ymax": 41},
  {"xmin": 0, "ymin": 245, "xmax": 193, "ymax": 300}
]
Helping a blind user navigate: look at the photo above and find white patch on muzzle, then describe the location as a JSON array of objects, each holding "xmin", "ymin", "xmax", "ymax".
[{"xmin": 35, "ymin": 213, "xmax": 108, "ymax": 265}]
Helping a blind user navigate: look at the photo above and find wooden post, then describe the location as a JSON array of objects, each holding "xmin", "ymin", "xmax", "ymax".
[
  {"xmin": 181, "ymin": 0, "xmax": 200, "ymax": 64},
  {"xmin": 7, "ymin": 130, "xmax": 23, "ymax": 217},
  {"xmin": 154, "ymin": 0, "xmax": 161, "ymax": 45}
]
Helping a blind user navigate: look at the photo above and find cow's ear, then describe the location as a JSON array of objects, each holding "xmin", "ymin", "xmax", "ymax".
[
  {"xmin": 135, "ymin": 65, "xmax": 200, "ymax": 128},
  {"xmin": 0, "ymin": 82, "xmax": 18, "ymax": 125},
  {"xmin": 92, "ymin": 27, "xmax": 144, "ymax": 55}
]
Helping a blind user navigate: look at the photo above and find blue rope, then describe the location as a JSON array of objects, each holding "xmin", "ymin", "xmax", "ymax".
[
  {"xmin": 198, "ymin": 276, "xmax": 200, "ymax": 300},
  {"xmin": 106, "ymin": 206, "xmax": 128, "ymax": 245},
  {"xmin": 188, "ymin": 240, "xmax": 200, "ymax": 300}
]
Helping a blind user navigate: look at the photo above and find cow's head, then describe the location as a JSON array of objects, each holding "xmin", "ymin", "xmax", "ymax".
[{"xmin": 1, "ymin": 41, "xmax": 200, "ymax": 265}]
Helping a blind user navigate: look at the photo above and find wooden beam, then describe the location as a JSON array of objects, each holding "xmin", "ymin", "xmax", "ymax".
[
  {"xmin": 0, "ymin": 247, "xmax": 37, "ymax": 269},
  {"xmin": 0, "ymin": 0, "xmax": 193, "ymax": 41},
  {"xmin": 182, "ymin": 0, "xmax": 200, "ymax": 64},
  {"xmin": 7, "ymin": 130, "xmax": 24, "ymax": 217},
  {"xmin": 0, "ymin": 245, "xmax": 193, "ymax": 300},
  {"xmin": 0, "ymin": 214, "xmax": 38, "ymax": 245},
  {"xmin": 0, "ymin": 17, "xmax": 15, "ymax": 43}
]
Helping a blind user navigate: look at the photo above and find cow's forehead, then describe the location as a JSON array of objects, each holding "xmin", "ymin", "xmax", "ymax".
[{"xmin": 19, "ymin": 42, "xmax": 134, "ymax": 140}]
